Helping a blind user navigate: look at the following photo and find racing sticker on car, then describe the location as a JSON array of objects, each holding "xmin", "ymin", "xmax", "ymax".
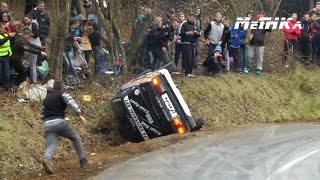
[
  {"xmin": 129, "ymin": 99, "xmax": 155, "ymax": 124},
  {"xmin": 124, "ymin": 96, "xmax": 150, "ymax": 140},
  {"xmin": 161, "ymin": 93, "xmax": 178, "ymax": 118}
]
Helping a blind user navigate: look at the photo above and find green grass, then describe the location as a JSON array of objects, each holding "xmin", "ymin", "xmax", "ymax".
[{"xmin": 178, "ymin": 68, "xmax": 320, "ymax": 129}]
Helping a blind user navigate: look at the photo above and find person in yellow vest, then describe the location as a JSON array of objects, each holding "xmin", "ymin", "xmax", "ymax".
[{"xmin": 0, "ymin": 24, "xmax": 15, "ymax": 91}]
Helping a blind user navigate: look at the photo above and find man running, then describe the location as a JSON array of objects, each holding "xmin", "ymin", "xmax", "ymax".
[{"xmin": 40, "ymin": 80, "xmax": 89, "ymax": 174}]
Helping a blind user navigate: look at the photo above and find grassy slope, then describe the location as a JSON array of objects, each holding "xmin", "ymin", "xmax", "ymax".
[
  {"xmin": 179, "ymin": 68, "xmax": 320, "ymax": 129},
  {"xmin": 1, "ymin": 68, "xmax": 320, "ymax": 176}
]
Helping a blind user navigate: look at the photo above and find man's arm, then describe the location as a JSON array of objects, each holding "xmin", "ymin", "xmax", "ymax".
[
  {"xmin": 31, "ymin": 22, "xmax": 39, "ymax": 38},
  {"xmin": 62, "ymin": 92, "xmax": 82, "ymax": 117},
  {"xmin": 204, "ymin": 23, "xmax": 211, "ymax": 39}
]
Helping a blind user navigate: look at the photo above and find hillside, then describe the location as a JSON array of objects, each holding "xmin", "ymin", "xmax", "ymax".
[{"xmin": 2, "ymin": 67, "xmax": 320, "ymax": 178}]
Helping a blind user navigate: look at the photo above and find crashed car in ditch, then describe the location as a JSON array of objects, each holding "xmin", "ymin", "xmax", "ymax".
[{"xmin": 111, "ymin": 68, "xmax": 203, "ymax": 142}]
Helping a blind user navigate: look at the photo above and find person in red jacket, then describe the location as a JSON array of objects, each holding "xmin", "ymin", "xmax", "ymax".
[{"xmin": 282, "ymin": 13, "xmax": 301, "ymax": 68}]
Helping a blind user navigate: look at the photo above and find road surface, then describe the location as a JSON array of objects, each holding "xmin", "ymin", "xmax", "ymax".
[{"xmin": 95, "ymin": 123, "xmax": 320, "ymax": 180}]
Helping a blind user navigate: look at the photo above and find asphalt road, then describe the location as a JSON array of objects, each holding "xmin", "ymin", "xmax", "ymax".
[{"xmin": 94, "ymin": 123, "xmax": 320, "ymax": 180}]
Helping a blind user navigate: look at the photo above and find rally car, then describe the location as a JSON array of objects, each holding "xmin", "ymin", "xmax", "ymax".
[{"xmin": 111, "ymin": 68, "xmax": 203, "ymax": 142}]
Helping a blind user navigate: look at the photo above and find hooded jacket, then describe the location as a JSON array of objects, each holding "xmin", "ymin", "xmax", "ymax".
[
  {"xmin": 283, "ymin": 19, "xmax": 301, "ymax": 41},
  {"xmin": 230, "ymin": 23, "xmax": 247, "ymax": 48}
]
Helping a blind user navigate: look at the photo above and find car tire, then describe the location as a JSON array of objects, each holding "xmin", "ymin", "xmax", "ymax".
[{"xmin": 191, "ymin": 118, "xmax": 205, "ymax": 131}]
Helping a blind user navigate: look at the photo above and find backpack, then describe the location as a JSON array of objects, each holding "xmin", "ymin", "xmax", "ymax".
[{"xmin": 300, "ymin": 23, "xmax": 310, "ymax": 41}]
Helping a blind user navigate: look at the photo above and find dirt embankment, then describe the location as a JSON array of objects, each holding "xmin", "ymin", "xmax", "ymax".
[{"xmin": 2, "ymin": 67, "xmax": 320, "ymax": 179}]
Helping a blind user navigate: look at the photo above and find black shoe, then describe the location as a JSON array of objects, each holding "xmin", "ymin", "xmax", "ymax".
[
  {"xmin": 42, "ymin": 159, "xmax": 54, "ymax": 174},
  {"xmin": 80, "ymin": 158, "xmax": 89, "ymax": 169}
]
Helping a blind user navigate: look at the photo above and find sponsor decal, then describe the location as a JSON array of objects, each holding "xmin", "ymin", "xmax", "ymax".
[
  {"xmin": 141, "ymin": 121, "xmax": 162, "ymax": 136},
  {"xmin": 129, "ymin": 99, "xmax": 154, "ymax": 124},
  {"xmin": 235, "ymin": 17, "xmax": 302, "ymax": 30},
  {"xmin": 124, "ymin": 96, "xmax": 150, "ymax": 140},
  {"xmin": 161, "ymin": 93, "xmax": 178, "ymax": 118}
]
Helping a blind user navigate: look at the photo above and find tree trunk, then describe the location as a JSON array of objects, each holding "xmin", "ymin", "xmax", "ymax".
[
  {"xmin": 48, "ymin": 0, "xmax": 71, "ymax": 80},
  {"xmin": 75, "ymin": 0, "xmax": 86, "ymax": 16}
]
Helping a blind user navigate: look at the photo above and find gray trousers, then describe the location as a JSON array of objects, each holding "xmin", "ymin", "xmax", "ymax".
[
  {"xmin": 44, "ymin": 120, "xmax": 85, "ymax": 161},
  {"xmin": 247, "ymin": 45, "xmax": 265, "ymax": 70}
]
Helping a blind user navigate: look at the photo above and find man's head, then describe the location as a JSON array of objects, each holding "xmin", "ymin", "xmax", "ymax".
[
  {"xmin": 167, "ymin": 8, "xmax": 176, "ymax": 19},
  {"xmin": 36, "ymin": 1, "xmax": 45, "ymax": 12},
  {"xmin": 171, "ymin": 19, "xmax": 179, "ymax": 30},
  {"xmin": 247, "ymin": 11, "xmax": 254, "ymax": 18},
  {"xmin": 22, "ymin": 29, "xmax": 32, "ymax": 41},
  {"xmin": 215, "ymin": 12, "xmax": 223, "ymax": 23},
  {"xmin": 195, "ymin": 8, "xmax": 201, "ymax": 17},
  {"xmin": 291, "ymin": 13, "xmax": 298, "ymax": 21},
  {"xmin": 0, "ymin": 2, "xmax": 8, "ymax": 13},
  {"xmin": 311, "ymin": 13, "xmax": 318, "ymax": 21},
  {"xmin": 304, "ymin": 13, "xmax": 310, "ymax": 22},
  {"xmin": 316, "ymin": 2, "xmax": 320, "ymax": 10},
  {"xmin": 54, "ymin": 80, "xmax": 65, "ymax": 91},
  {"xmin": 88, "ymin": 14, "xmax": 96, "ymax": 25},
  {"xmin": 223, "ymin": 16, "xmax": 230, "ymax": 27},
  {"xmin": 188, "ymin": 13, "xmax": 196, "ymax": 24},
  {"xmin": 178, "ymin": 12, "xmax": 185, "ymax": 23}
]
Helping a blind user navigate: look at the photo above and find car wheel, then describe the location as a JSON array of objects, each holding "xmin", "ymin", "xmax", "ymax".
[{"xmin": 191, "ymin": 118, "xmax": 205, "ymax": 131}]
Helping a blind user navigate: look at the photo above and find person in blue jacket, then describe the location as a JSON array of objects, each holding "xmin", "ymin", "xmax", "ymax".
[{"xmin": 229, "ymin": 22, "xmax": 247, "ymax": 72}]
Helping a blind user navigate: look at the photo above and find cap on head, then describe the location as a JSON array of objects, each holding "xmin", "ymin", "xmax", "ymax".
[
  {"xmin": 214, "ymin": 45, "xmax": 222, "ymax": 53},
  {"xmin": 88, "ymin": 14, "xmax": 96, "ymax": 21},
  {"xmin": 256, "ymin": 14, "xmax": 264, "ymax": 20}
]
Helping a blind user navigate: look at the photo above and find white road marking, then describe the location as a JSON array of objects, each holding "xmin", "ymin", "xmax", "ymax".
[{"xmin": 266, "ymin": 149, "xmax": 320, "ymax": 180}]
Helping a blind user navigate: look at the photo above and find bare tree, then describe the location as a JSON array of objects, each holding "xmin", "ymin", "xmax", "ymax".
[{"xmin": 48, "ymin": 0, "xmax": 71, "ymax": 80}]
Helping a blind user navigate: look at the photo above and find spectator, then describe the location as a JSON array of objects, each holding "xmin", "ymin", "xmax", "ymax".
[
  {"xmin": 309, "ymin": 2, "xmax": 320, "ymax": 16},
  {"xmin": 23, "ymin": 14, "xmax": 42, "ymax": 84},
  {"xmin": 311, "ymin": 13, "xmax": 320, "ymax": 64},
  {"xmin": 0, "ymin": 24, "xmax": 14, "ymax": 91},
  {"xmin": 77, "ymin": 14, "xmax": 92, "ymax": 64},
  {"xmin": 243, "ymin": 11, "xmax": 254, "ymax": 73},
  {"xmin": 179, "ymin": 13, "xmax": 200, "ymax": 78},
  {"xmin": 143, "ymin": 17, "xmax": 162, "ymax": 70},
  {"xmin": 10, "ymin": 29, "xmax": 47, "ymax": 86},
  {"xmin": 151, "ymin": 19, "xmax": 179, "ymax": 71},
  {"xmin": 174, "ymin": 12, "xmax": 186, "ymax": 67},
  {"xmin": 0, "ymin": 2, "xmax": 14, "ymax": 21},
  {"xmin": 31, "ymin": 1, "xmax": 50, "ymax": 46},
  {"xmin": 221, "ymin": 16, "xmax": 231, "ymax": 72},
  {"xmin": 247, "ymin": 14, "xmax": 272, "ymax": 75},
  {"xmin": 204, "ymin": 12, "xmax": 224, "ymax": 64},
  {"xmin": 202, "ymin": 45, "xmax": 223, "ymax": 74},
  {"xmin": 1, "ymin": 12, "xmax": 15, "ymax": 35},
  {"xmin": 282, "ymin": 13, "xmax": 301, "ymax": 68},
  {"xmin": 194, "ymin": 7, "xmax": 202, "ymax": 68},
  {"xmin": 229, "ymin": 21, "xmax": 247, "ymax": 72},
  {"xmin": 163, "ymin": 8, "xmax": 176, "ymax": 26},
  {"xmin": 300, "ymin": 13, "xmax": 313, "ymax": 65},
  {"xmin": 40, "ymin": 80, "xmax": 88, "ymax": 175},
  {"xmin": 87, "ymin": 14, "xmax": 108, "ymax": 74},
  {"xmin": 63, "ymin": 20, "xmax": 80, "ymax": 84}
]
